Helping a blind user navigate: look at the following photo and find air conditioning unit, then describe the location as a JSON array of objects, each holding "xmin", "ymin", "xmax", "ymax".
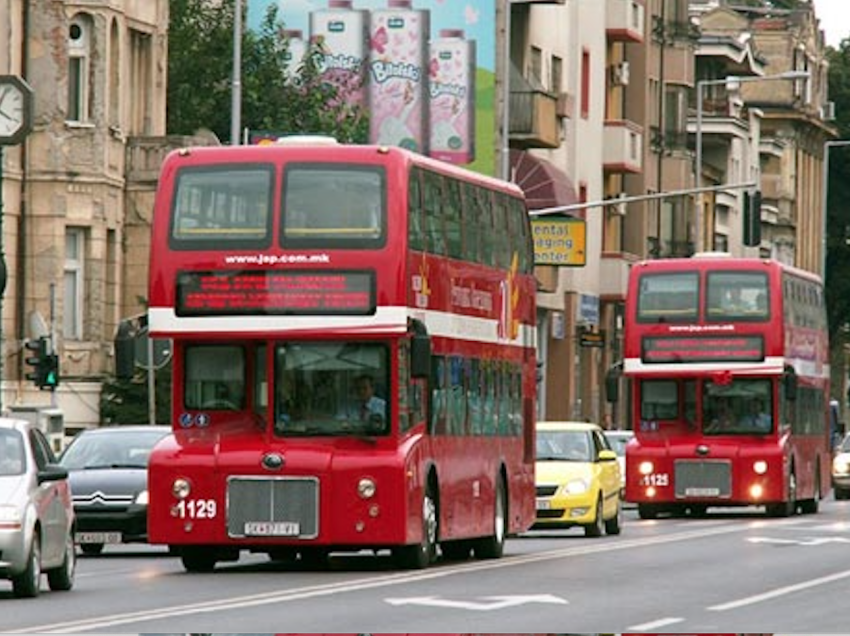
[
  {"xmin": 610, "ymin": 61, "xmax": 630, "ymax": 87},
  {"xmin": 821, "ymin": 101, "xmax": 836, "ymax": 121}
]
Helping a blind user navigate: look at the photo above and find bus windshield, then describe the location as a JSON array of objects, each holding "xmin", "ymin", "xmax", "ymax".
[
  {"xmin": 274, "ymin": 342, "xmax": 389, "ymax": 437},
  {"xmin": 703, "ymin": 378, "xmax": 773, "ymax": 435}
]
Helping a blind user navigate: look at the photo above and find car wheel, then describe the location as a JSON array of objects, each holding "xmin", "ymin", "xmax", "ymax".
[
  {"xmin": 605, "ymin": 499, "xmax": 623, "ymax": 535},
  {"xmin": 835, "ymin": 486, "xmax": 850, "ymax": 500},
  {"xmin": 474, "ymin": 476, "xmax": 507, "ymax": 559},
  {"xmin": 80, "ymin": 543, "xmax": 104, "ymax": 556},
  {"xmin": 584, "ymin": 497, "xmax": 604, "ymax": 537},
  {"xmin": 12, "ymin": 532, "xmax": 41, "ymax": 598},
  {"xmin": 393, "ymin": 483, "xmax": 437, "ymax": 569},
  {"xmin": 47, "ymin": 530, "xmax": 76, "ymax": 591}
]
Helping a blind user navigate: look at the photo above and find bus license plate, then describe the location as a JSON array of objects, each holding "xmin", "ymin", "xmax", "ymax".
[
  {"xmin": 685, "ymin": 487, "xmax": 720, "ymax": 497},
  {"xmin": 75, "ymin": 531, "xmax": 122, "ymax": 544},
  {"xmin": 536, "ymin": 498, "xmax": 551, "ymax": 510},
  {"xmin": 244, "ymin": 521, "xmax": 300, "ymax": 536}
]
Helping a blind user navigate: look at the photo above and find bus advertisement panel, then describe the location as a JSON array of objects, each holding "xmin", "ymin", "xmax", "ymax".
[
  {"xmin": 611, "ymin": 254, "xmax": 831, "ymax": 518},
  {"xmin": 145, "ymin": 140, "xmax": 537, "ymax": 572}
]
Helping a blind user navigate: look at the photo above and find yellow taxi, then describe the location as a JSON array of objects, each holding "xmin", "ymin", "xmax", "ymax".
[{"xmin": 534, "ymin": 421, "xmax": 622, "ymax": 536}]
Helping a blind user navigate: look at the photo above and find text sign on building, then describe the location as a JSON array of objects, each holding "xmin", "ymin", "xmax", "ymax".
[
  {"xmin": 531, "ymin": 215, "xmax": 586, "ymax": 266},
  {"xmin": 176, "ymin": 270, "xmax": 375, "ymax": 316},
  {"xmin": 642, "ymin": 335, "xmax": 764, "ymax": 364}
]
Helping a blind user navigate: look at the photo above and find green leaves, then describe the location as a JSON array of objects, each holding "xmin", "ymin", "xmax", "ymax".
[{"xmin": 167, "ymin": 0, "xmax": 368, "ymax": 143}]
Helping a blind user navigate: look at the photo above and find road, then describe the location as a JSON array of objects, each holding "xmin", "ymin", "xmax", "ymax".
[{"xmin": 3, "ymin": 499, "xmax": 850, "ymax": 632}]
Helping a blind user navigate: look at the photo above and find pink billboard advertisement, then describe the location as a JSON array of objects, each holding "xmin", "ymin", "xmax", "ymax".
[{"xmin": 249, "ymin": 0, "xmax": 497, "ymax": 175}]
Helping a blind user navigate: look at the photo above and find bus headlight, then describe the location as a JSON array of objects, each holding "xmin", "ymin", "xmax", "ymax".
[
  {"xmin": 750, "ymin": 484, "xmax": 764, "ymax": 499},
  {"xmin": 753, "ymin": 460, "xmax": 768, "ymax": 475},
  {"xmin": 172, "ymin": 478, "xmax": 191, "ymax": 499},
  {"xmin": 639, "ymin": 461, "xmax": 654, "ymax": 475},
  {"xmin": 357, "ymin": 477, "xmax": 377, "ymax": 499}
]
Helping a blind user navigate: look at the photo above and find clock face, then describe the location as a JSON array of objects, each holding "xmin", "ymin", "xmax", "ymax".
[
  {"xmin": 0, "ymin": 84, "xmax": 25, "ymax": 137},
  {"xmin": 0, "ymin": 76, "xmax": 32, "ymax": 144}
]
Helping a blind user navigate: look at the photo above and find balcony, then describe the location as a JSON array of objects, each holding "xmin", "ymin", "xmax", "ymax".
[
  {"xmin": 606, "ymin": 0, "xmax": 645, "ymax": 43},
  {"xmin": 599, "ymin": 252, "xmax": 638, "ymax": 299},
  {"xmin": 603, "ymin": 120, "xmax": 643, "ymax": 173},
  {"xmin": 510, "ymin": 89, "xmax": 560, "ymax": 149},
  {"xmin": 761, "ymin": 174, "xmax": 793, "ymax": 201}
]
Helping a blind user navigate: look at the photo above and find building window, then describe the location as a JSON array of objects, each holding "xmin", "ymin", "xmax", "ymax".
[
  {"xmin": 64, "ymin": 228, "xmax": 85, "ymax": 340},
  {"xmin": 529, "ymin": 46, "xmax": 543, "ymax": 87},
  {"xmin": 68, "ymin": 15, "xmax": 93, "ymax": 122},
  {"xmin": 581, "ymin": 49, "xmax": 591, "ymax": 119},
  {"xmin": 551, "ymin": 55, "xmax": 562, "ymax": 95},
  {"xmin": 664, "ymin": 84, "xmax": 688, "ymax": 149}
]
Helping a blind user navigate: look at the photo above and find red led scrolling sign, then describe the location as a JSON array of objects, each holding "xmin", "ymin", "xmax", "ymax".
[
  {"xmin": 176, "ymin": 270, "xmax": 375, "ymax": 316},
  {"xmin": 642, "ymin": 335, "xmax": 764, "ymax": 363}
]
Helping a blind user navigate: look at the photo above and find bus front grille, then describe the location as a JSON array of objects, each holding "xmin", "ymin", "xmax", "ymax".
[
  {"xmin": 674, "ymin": 460, "xmax": 731, "ymax": 498},
  {"xmin": 226, "ymin": 476, "xmax": 319, "ymax": 539}
]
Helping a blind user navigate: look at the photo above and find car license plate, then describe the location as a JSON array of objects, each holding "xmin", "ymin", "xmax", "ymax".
[
  {"xmin": 535, "ymin": 498, "xmax": 551, "ymax": 510},
  {"xmin": 685, "ymin": 487, "xmax": 720, "ymax": 497},
  {"xmin": 75, "ymin": 531, "xmax": 122, "ymax": 544},
  {"xmin": 244, "ymin": 521, "xmax": 300, "ymax": 536}
]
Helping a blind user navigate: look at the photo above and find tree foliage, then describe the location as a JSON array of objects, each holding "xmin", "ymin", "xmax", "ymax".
[
  {"xmin": 100, "ymin": 365, "xmax": 173, "ymax": 426},
  {"xmin": 167, "ymin": 0, "xmax": 368, "ymax": 142},
  {"xmin": 825, "ymin": 41, "xmax": 850, "ymax": 346}
]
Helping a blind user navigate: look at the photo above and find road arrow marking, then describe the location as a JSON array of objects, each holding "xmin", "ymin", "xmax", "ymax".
[
  {"xmin": 748, "ymin": 536, "xmax": 850, "ymax": 546},
  {"xmin": 385, "ymin": 594, "xmax": 568, "ymax": 611}
]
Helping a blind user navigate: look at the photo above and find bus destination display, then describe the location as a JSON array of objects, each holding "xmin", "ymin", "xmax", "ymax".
[
  {"xmin": 642, "ymin": 335, "xmax": 764, "ymax": 363},
  {"xmin": 176, "ymin": 270, "xmax": 375, "ymax": 315}
]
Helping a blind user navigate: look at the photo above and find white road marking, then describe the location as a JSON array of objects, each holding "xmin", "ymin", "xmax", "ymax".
[
  {"xmin": 626, "ymin": 617, "xmax": 686, "ymax": 630},
  {"xmin": 708, "ymin": 567, "xmax": 850, "ymax": 611}
]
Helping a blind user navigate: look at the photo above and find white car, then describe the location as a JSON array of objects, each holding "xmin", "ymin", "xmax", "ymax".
[
  {"xmin": 603, "ymin": 429, "xmax": 634, "ymax": 492},
  {"xmin": 0, "ymin": 417, "xmax": 76, "ymax": 597},
  {"xmin": 833, "ymin": 433, "xmax": 850, "ymax": 500}
]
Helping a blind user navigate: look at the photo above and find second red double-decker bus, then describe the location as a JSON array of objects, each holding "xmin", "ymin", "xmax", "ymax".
[
  {"xmin": 145, "ymin": 139, "xmax": 537, "ymax": 571},
  {"xmin": 609, "ymin": 253, "xmax": 830, "ymax": 518}
]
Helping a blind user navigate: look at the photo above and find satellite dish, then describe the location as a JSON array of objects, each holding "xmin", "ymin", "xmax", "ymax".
[{"xmin": 133, "ymin": 326, "xmax": 172, "ymax": 370}]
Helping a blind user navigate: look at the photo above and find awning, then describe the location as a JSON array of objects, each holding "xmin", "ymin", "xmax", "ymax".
[{"xmin": 509, "ymin": 149, "xmax": 579, "ymax": 215}]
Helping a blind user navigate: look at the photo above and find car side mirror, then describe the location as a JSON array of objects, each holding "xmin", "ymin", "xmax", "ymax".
[
  {"xmin": 37, "ymin": 464, "xmax": 68, "ymax": 484},
  {"xmin": 598, "ymin": 449, "xmax": 618, "ymax": 462}
]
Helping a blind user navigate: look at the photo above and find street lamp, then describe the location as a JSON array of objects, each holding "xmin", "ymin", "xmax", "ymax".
[
  {"xmin": 822, "ymin": 140, "xmax": 850, "ymax": 280},
  {"xmin": 231, "ymin": 0, "xmax": 243, "ymax": 145},
  {"xmin": 694, "ymin": 69, "xmax": 811, "ymax": 252}
]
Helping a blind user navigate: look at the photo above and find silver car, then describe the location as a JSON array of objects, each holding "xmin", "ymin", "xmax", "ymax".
[{"xmin": 0, "ymin": 417, "xmax": 76, "ymax": 597}]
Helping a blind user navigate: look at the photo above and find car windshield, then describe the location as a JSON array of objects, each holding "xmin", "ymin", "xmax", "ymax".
[
  {"xmin": 536, "ymin": 429, "xmax": 592, "ymax": 462},
  {"xmin": 0, "ymin": 429, "xmax": 25, "ymax": 476},
  {"xmin": 605, "ymin": 433, "xmax": 631, "ymax": 456},
  {"xmin": 60, "ymin": 429, "xmax": 169, "ymax": 470}
]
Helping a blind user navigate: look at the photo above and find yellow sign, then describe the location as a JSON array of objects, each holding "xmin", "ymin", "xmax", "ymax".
[{"xmin": 531, "ymin": 216, "xmax": 586, "ymax": 266}]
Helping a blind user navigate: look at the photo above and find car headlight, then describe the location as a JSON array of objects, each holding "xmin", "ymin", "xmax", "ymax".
[
  {"xmin": 134, "ymin": 490, "xmax": 149, "ymax": 505},
  {"xmin": 0, "ymin": 504, "xmax": 22, "ymax": 524},
  {"xmin": 563, "ymin": 478, "xmax": 590, "ymax": 495},
  {"xmin": 833, "ymin": 458, "xmax": 850, "ymax": 475}
]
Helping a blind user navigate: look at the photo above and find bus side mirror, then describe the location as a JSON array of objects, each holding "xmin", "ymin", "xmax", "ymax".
[
  {"xmin": 784, "ymin": 369, "xmax": 798, "ymax": 402},
  {"xmin": 411, "ymin": 334, "xmax": 431, "ymax": 379}
]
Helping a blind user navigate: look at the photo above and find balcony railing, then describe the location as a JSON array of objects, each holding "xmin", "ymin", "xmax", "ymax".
[
  {"xmin": 606, "ymin": 0, "xmax": 645, "ymax": 43},
  {"xmin": 509, "ymin": 89, "xmax": 560, "ymax": 149},
  {"xmin": 603, "ymin": 120, "xmax": 643, "ymax": 173}
]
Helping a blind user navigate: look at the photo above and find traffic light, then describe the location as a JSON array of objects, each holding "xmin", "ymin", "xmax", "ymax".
[
  {"xmin": 743, "ymin": 189, "xmax": 762, "ymax": 247},
  {"xmin": 23, "ymin": 336, "xmax": 60, "ymax": 390}
]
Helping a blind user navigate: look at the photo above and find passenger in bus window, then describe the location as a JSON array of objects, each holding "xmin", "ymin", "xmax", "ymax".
[
  {"xmin": 740, "ymin": 398, "xmax": 771, "ymax": 432},
  {"xmin": 707, "ymin": 399, "xmax": 735, "ymax": 432},
  {"xmin": 347, "ymin": 374, "xmax": 387, "ymax": 428}
]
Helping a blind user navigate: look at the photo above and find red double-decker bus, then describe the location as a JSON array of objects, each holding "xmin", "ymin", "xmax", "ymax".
[
  {"xmin": 610, "ymin": 253, "xmax": 830, "ymax": 518},
  {"xmin": 145, "ymin": 139, "xmax": 537, "ymax": 571}
]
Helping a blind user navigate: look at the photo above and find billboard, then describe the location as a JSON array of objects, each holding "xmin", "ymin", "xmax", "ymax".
[{"xmin": 248, "ymin": 0, "xmax": 497, "ymax": 175}]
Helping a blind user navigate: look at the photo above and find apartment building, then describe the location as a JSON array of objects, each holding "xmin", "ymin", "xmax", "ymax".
[{"xmin": 0, "ymin": 0, "xmax": 185, "ymax": 432}]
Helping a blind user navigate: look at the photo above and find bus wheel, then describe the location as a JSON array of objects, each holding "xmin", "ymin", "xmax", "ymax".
[
  {"xmin": 181, "ymin": 547, "xmax": 217, "ymax": 573},
  {"xmin": 799, "ymin": 470, "xmax": 821, "ymax": 514},
  {"xmin": 475, "ymin": 477, "xmax": 507, "ymax": 559},
  {"xmin": 637, "ymin": 503, "xmax": 659, "ymax": 520},
  {"xmin": 440, "ymin": 540, "xmax": 471, "ymax": 561},
  {"xmin": 767, "ymin": 471, "xmax": 797, "ymax": 517},
  {"xmin": 393, "ymin": 485, "xmax": 437, "ymax": 569}
]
